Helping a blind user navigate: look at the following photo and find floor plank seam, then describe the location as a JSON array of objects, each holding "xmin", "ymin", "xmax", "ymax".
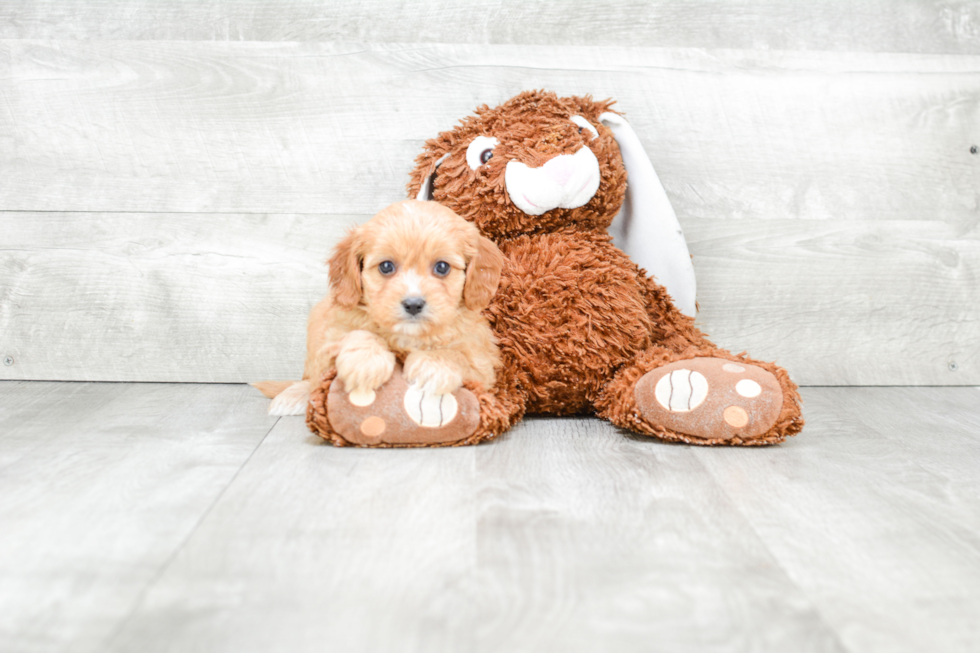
[
  {"xmin": 98, "ymin": 413, "xmax": 282, "ymax": 650},
  {"xmin": 691, "ymin": 449, "xmax": 856, "ymax": 653}
]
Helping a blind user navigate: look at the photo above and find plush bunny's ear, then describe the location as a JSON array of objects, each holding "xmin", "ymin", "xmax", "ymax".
[
  {"xmin": 599, "ymin": 112, "xmax": 697, "ymax": 317},
  {"xmin": 415, "ymin": 153, "xmax": 450, "ymax": 201}
]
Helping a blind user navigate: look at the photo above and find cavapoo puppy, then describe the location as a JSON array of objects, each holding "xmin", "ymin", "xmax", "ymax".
[{"xmin": 255, "ymin": 199, "xmax": 504, "ymax": 416}]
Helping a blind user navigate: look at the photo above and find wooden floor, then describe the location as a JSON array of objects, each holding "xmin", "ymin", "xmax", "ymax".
[{"xmin": 1, "ymin": 382, "xmax": 978, "ymax": 653}]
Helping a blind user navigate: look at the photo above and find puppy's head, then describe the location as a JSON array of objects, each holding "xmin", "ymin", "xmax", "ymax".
[{"xmin": 328, "ymin": 200, "xmax": 504, "ymax": 337}]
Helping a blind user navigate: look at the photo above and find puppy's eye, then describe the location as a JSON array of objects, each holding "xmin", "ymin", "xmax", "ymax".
[
  {"xmin": 433, "ymin": 261, "xmax": 451, "ymax": 277},
  {"xmin": 570, "ymin": 115, "xmax": 599, "ymax": 140},
  {"xmin": 466, "ymin": 136, "xmax": 498, "ymax": 170},
  {"xmin": 378, "ymin": 260, "xmax": 396, "ymax": 276}
]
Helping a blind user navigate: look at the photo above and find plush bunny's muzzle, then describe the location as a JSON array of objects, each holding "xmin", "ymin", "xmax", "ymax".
[{"xmin": 504, "ymin": 146, "xmax": 601, "ymax": 216}]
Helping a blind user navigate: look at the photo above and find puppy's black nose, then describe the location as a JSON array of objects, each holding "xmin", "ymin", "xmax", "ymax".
[{"xmin": 402, "ymin": 297, "xmax": 426, "ymax": 316}]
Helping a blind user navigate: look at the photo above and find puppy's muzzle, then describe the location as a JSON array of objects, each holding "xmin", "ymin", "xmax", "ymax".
[{"xmin": 401, "ymin": 296, "xmax": 426, "ymax": 317}]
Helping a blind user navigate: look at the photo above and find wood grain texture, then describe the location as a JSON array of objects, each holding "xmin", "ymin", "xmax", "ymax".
[
  {"xmin": 97, "ymin": 385, "xmax": 980, "ymax": 653},
  {"xmin": 0, "ymin": 212, "xmax": 350, "ymax": 383},
  {"xmin": 688, "ymin": 217, "xmax": 979, "ymax": 386},
  {"xmin": 105, "ymin": 415, "xmax": 845, "ymax": 653},
  {"xmin": 2, "ymin": 382, "xmax": 979, "ymax": 652},
  {"xmin": 1, "ymin": 42, "xmax": 977, "ymax": 220},
  {"xmin": 0, "ymin": 381, "xmax": 276, "ymax": 653},
  {"xmin": 1, "ymin": 1, "xmax": 979, "ymax": 54},
  {"xmin": 2, "ymin": 212, "xmax": 975, "ymax": 385},
  {"xmin": 1, "ymin": 41, "xmax": 977, "ymax": 385},
  {"xmin": 106, "ymin": 418, "xmax": 485, "ymax": 653},
  {"xmin": 692, "ymin": 386, "xmax": 980, "ymax": 652}
]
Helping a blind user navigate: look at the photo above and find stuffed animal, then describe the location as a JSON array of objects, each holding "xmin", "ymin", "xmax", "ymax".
[{"xmin": 308, "ymin": 90, "xmax": 803, "ymax": 447}]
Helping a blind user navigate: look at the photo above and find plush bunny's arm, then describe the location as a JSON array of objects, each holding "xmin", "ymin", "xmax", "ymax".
[{"xmin": 600, "ymin": 112, "xmax": 697, "ymax": 317}]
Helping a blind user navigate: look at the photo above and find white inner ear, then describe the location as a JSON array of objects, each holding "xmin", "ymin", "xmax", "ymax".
[
  {"xmin": 599, "ymin": 111, "xmax": 697, "ymax": 317},
  {"xmin": 570, "ymin": 115, "xmax": 598, "ymax": 139},
  {"xmin": 416, "ymin": 153, "xmax": 450, "ymax": 201},
  {"xmin": 466, "ymin": 136, "xmax": 498, "ymax": 170}
]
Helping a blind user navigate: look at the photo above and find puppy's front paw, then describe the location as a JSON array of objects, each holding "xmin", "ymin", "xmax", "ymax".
[
  {"xmin": 335, "ymin": 346, "xmax": 395, "ymax": 396},
  {"xmin": 403, "ymin": 352, "xmax": 464, "ymax": 395}
]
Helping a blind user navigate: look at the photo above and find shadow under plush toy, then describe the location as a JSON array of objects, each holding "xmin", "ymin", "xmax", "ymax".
[{"xmin": 308, "ymin": 90, "xmax": 804, "ymax": 447}]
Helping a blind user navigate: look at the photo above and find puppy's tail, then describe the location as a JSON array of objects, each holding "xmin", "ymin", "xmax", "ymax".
[
  {"xmin": 251, "ymin": 380, "xmax": 294, "ymax": 398},
  {"xmin": 250, "ymin": 380, "xmax": 312, "ymax": 416}
]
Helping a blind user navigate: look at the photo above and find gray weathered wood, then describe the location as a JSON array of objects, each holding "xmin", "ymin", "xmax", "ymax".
[
  {"xmin": 1, "ymin": 1, "xmax": 978, "ymax": 54},
  {"xmin": 105, "ymin": 415, "xmax": 845, "ymax": 653},
  {"xmin": 0, "ymin": 381, "xmax": 277, "ymax": 653},
  {"xmin": 0, "ymin": 211, "xmax": 350, "ymax": 383},
  {"xmin": 692, "ymin": 386, "xmax": 980, "ymax": 653},
  {"xmin": 1, "ymin": 41, "xmax": 978, "ymax": 385},
  {"xmin": 1, "ymin": 42, "xmax": 977, "ymax": 221},
  {"xmin": 690, "ymin": 217, "xmax": 979, "ymax": 386},
  {"xmin": 1, "ymin": 212, "xmax": 976, "ymax": 385},
  {"xmin": 106, "ymin": 418, "xmax": 484, "ymax": 653},
  {"xmin": 99, "ymin": 385, "xmax": 980, "ymax": 653},
  {"xmin": 2, "ymin": 382, "xmax": 979, "ymax": 652}
]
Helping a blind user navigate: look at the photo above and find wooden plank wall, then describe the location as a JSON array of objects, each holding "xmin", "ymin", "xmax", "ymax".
[{"xmin": 0, "ymin": 1, "xmax": 978, "ymax": 385}]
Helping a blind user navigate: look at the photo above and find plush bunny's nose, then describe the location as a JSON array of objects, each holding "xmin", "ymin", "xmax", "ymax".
[{"xmin": 544, "ymin": 156, "xmax": 576, "ymax": 187}]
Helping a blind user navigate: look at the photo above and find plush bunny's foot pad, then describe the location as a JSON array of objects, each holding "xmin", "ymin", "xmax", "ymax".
[
  {"xmin": 307, "ymin": 367, "xmax": 481, "ymax": 447},
  {"xmin": 634, "ymin": 358, "xmax": 783, "ymax": 442}
]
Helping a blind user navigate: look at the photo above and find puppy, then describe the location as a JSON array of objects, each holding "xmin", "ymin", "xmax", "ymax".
[{"xmin": 254, "ymin": 199, "xmax": 504, "ymax": 416}]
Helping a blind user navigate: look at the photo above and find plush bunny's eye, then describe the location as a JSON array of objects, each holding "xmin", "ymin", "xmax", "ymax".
[
  {"xmin": 570, "ymin": 115, "xmax": 599, "ymax": 140},
  {"xmin": 466, "ymin": 136, "xmax": 499, "ymax": 170}
]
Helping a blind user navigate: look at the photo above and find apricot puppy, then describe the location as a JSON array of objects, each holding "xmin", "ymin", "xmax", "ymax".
[{"xmin": 256, "ymin": 199, "xmax": 503, "ymax": 416}]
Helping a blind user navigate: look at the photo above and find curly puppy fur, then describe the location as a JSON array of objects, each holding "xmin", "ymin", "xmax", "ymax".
[
  {"xmin": 395, "ymin": 90, "xmax": 803, "ymax": 446},
  {"xmin": 258, "ymin": 200, "xmax": 503, "ymax": 417}
]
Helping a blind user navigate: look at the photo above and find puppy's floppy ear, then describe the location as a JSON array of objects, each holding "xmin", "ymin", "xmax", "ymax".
[
  {"xmin": 464, "ymin": 234, "xmax": 504, "ymax": 311},
  {"xmin": 327, "ymin": 229, "xmax": 363, "ymax": 309}
]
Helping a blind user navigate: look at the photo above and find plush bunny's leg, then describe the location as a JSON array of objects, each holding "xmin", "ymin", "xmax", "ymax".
[
  {"xmin": 595, "ymin": 346, "xmax": 803, "ymax": 446},
  {"xmin": 307, "ymin": 365, "xmax": 526, "ymax": 448}
]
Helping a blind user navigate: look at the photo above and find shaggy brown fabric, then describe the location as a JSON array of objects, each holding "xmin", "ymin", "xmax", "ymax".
[
  {"xmin": 408, "ymin": 93, "xmax": 627, "ymax": 239},
  {"xmin": 308, "ymin": 368, "xmax": 346, "ymax": 446},
  {"xmin": 313, "ymin": 89, "xmax": 803, "ymax": 446}
]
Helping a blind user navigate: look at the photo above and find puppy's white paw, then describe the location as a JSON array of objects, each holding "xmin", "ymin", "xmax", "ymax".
[
  {"xmin": 403, "ymin": 354, "xmax": 463, "ymax": 395},
  {"xmin": 336, "ymin": 346, "xmax": 396, "ymax": 396},
  {"xmin": 268, "ymin": 381, "xmax": 311, "ymax": 416}
]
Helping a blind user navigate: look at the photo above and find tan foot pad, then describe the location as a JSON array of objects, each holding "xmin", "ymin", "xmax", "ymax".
[
  {"xmin": 634, "ymin": 358, "xmax": 782, "ymax": 440},
  {"xmin": 326, "ymin": 367, "xmax": 480, "ymax": 446}
]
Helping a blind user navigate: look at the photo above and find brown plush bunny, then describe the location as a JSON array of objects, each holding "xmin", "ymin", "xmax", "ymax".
[{"xmin": 308, "ymin": 90, "xmax": 803, "ymax": 447}]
